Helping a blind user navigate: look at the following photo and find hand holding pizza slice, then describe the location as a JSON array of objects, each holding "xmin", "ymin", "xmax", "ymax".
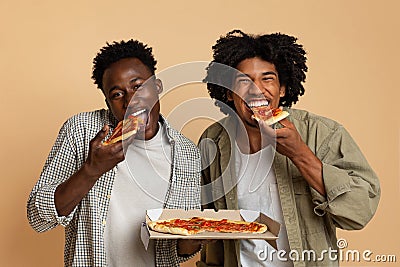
[{"xmin": 103, "ymin": 109, "xmax": 146, "ymax": 145}]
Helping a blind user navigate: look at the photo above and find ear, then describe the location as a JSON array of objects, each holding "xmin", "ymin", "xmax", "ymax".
[
  {"xmin": 155, "ymin": 78, "xmax": 163, "ymax": 94},
  {"xmin": 279, "ymin": 85, "xmax": 286, "ymax": 97},
  {"xmin": 227, "ymin": 90, "xmax": 234, "ymax": 101}
]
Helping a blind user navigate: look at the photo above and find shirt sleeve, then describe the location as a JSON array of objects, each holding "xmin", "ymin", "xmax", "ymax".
[
  {"xmin": 310, "ymin": 126, "xmax": 381, "ymax": 230},
  {"xmin": 27, "ymin": 119, "xmax": 80, "ymax": 232}
]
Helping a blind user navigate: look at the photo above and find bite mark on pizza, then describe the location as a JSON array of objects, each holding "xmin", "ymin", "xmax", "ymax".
[
  {"xmin": 249, "ymin": 101, "xmax": 289, "ymax": 126},
  {"xmin": 103, "ymin": 109, "xmax": 146, "ymax": 145}
]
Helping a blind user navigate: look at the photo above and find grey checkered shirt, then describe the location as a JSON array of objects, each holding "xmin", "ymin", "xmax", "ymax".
[{"xmin": 27, "ymin": 109, "xmax": 201, "ymax": 266}]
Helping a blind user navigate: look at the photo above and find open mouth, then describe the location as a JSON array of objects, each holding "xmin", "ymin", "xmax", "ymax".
[
  {"xmin": 131, "ymin": 109, "xmax": 146, "ymax": 117},
  {"xmin": 245, "ymin": 100, "xmax": 272, "ymax": 124},
  {"xmin": 247, "ymin": 99, "xmax": 270, "ymax": 109},
  {"xmin": 245, "ymin": 99, "xmax": 270, "ymax": 114},
  {"xmin": 130, "ymin": 108, "xmax": 149, "ymax": 131}
]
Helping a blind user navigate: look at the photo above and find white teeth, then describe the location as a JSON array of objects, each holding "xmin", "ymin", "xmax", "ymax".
[
  {"xmin": 132, "ymin": 109, "xmax": 146, "ymax": 116},
  {"xmin": 248, "ymin": 100, "xmax": 269, "ymax": 108}
]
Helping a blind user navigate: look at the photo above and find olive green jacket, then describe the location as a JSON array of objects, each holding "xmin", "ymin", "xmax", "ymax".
[{"xmin": 196, "ymin": 108, "xmax": 380, "ymax": 267}]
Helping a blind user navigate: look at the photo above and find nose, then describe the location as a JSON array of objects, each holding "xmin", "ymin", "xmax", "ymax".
[
  {"xmin": 248, "ymin": 80, "xmax": 263, "ymax": 96},
  {"xmin": 124, "ymin": 89, "xmax": 137, "ymax": 108}
]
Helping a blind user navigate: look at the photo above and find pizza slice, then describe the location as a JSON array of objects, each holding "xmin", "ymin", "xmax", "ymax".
[
  {"xmin": 147, "ymin": 217, "xmax": 268, "ymax": 236},
  {"xmin": 251, "ymin": 106, "xmax": 289, "ymax": 126},
  {"xmin": 148, "ymin": 218, "xmax": 204, "ymax": 235},
  {"xmin": 213, "ymin": 219, "xmax": 268, "ymax": 234},
  {"xmin": 103, "ymin": 109, "xmax": 146, "ymax": 145}
]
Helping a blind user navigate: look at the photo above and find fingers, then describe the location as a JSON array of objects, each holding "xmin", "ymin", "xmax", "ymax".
[
  {"xmin": 258, "ymin": 118, "xmax": 296, "ymax": 145},
  {"xmin": 277, "ymin": 118, "xmax": 291, "ymax": 127},
  {"xmin": 91, "ymin": 124, "xmax": 125, "ymax": 160},
  {"xmin": 84, "ymin": 124, "xmax": 127, "ymax": 178},
  {"xmin": 275, "ymin": 118, "xmax": 298, "ymax": 138},
  {"xmin": 91, "ymin": 125, "xmax": 110, "ymax": 147},
  {"xmin": 112, "ymin": 148, "xmax": 125, "ymax": 163}
]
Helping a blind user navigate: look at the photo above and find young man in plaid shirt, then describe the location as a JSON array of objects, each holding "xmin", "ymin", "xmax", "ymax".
[{"xmin": 27, "ymin": 39, "xmax": 202, "ymax": 266}]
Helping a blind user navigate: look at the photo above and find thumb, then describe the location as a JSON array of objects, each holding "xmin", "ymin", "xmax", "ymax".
[
  {"xmin": 93, "ymin": 124, "xmax": 110, "ymax": 144},
  {"xmin": 259, "ymin": 120, "xmax": 275, "ymax": 136}
]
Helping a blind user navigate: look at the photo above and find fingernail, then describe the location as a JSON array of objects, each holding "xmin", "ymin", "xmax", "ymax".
[{"xmin": 102, "ymin": 125, "xmax": 107, "ymax": 131}]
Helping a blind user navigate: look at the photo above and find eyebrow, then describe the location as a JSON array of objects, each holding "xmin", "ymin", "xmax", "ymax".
[
  {"xmin": 235, "ymin": 71, "xmax": 278, "ymax": 78},
  {"xmin": 261, "ymin": 71, "xmax": 277, "ymax": 77},
  {"xmin": 107, "ymin": 85, "xmax": 120, "ymax": 94},
  {"xmin": 107, "ymin": 77, "xmax": 144, "ymax": 94},
  {"xmin": 235, "ymin": 73, "xmax": 250, "ymax": 79}
]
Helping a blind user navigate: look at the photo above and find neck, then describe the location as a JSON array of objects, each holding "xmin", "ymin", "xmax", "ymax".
[{"xmin": 236, "ymin": 123, "xmax": 262, "ymax": 154}]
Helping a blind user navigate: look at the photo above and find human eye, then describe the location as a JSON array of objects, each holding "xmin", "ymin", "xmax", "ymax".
[
  {"xmin": 261, "ymin": 77, "xmax": 275, "ymax": 84},
  {"xmin": 130, "ymin": 78, "xmax": 145, "ymax": 91},
  {"xmin": 110, "ymin": 91, "xmax": 124, "ymax": 100},
  {"xmin": 133, "ymin": 83, "xmax": 143, "ymax": 90},
  {"xmin": 239, "ymin": 78, "xmax": 251, "ymax": 83},
  {"xmin": 262, "ymin": 72, "xmax": 278, "ymax": 82},
  {"xmin": 236, "ymin": 77, "xmax": 252, "ymax": 87}
]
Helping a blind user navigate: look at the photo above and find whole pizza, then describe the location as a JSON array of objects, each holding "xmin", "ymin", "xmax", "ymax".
[{"xmin": 147, "ymin": 216, "xmax": 268, "ymax": 236}]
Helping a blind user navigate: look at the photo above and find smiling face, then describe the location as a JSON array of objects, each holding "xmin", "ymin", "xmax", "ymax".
[
  {"xmin": 102, "ymin": 57, "xmax": 162, "ymax": 140},
  {"xmin": 228, "ymin": 57, "xmax": 286, "ymax": 129}
]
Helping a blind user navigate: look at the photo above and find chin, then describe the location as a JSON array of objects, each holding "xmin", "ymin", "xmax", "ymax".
[{"xmin": 144, "ymin": 123, "xmax": 159, "ymax": 140}]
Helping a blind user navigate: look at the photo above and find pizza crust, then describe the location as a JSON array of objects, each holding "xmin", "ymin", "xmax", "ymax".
[{"xmin": 148, "ymin": 220, "xmax": 201, "ymax": 235}]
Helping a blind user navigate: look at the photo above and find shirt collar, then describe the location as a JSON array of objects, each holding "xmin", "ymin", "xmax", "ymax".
[
  {"xmin": 105, "ymin": 109, "xmax": 119, "ymax": 128},
  {"xmin": 158, "ymin": 114, "xmax": 175, "ymax": 144}
]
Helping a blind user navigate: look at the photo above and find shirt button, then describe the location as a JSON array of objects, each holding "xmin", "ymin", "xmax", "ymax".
[
  {"xmin": 107, "ymin": 194, "xmax": 111, "ymax": 199},
  {"xmin": 102, "ymin": 220, "xmax": 106, "ymax": 226}
]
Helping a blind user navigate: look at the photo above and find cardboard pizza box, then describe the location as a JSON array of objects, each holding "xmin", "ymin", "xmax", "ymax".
[{"xmin": 141, "ymin": 209, "xmax": 280, "ymax": 250}]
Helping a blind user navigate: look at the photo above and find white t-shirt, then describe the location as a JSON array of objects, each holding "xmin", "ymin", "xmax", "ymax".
[
  {"xmin": 104, "ymin": 123, "xmax": 171, "ymax": 267},
  {"xmin": 235, "ymin": 142, "xmax": 292, "ymax": 267}
]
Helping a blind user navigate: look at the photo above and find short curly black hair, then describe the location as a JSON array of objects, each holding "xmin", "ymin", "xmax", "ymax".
[
  {"xmin": 92, "ymin": 39, "xmax": 157, "ymax": 90},
  {"xmin": 204, "ymin": 29, "xmax": 308, "ymax": 114}
]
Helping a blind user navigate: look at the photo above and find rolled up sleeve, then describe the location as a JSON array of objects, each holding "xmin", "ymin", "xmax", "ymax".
[
  {"xmin": 27, "ymin": 119, "xmax": 79, "ymax": 232},
  {"xmin": 311, "ymin": 126, "xmax": 380, "ymax": 230}
]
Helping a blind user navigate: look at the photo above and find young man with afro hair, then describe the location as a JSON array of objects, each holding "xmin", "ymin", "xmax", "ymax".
[
  {"xmin": 197, "ymin": 30, "xmax": 380, "ymax": 267},
  {"xmin": 27, "ymin": 39, "xmax": 202, "ymax": 266}
]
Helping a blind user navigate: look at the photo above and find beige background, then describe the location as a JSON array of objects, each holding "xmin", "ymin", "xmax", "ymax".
[{"xmin": 1, "ymin": 0, "xmax": 399, "ymax": 266}]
